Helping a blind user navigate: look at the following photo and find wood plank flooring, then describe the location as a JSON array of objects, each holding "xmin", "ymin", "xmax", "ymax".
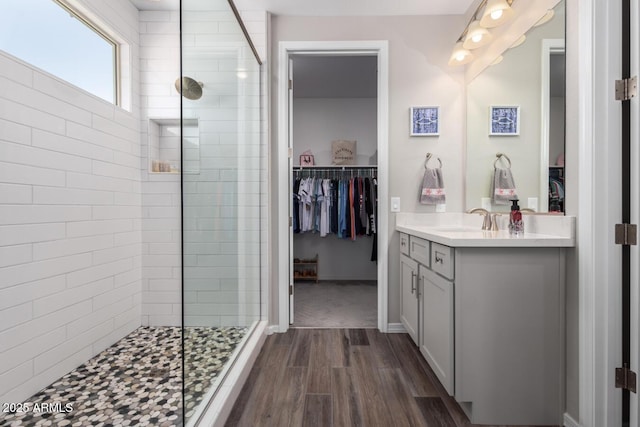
[{"xmin": 225, "ymin": 329, "xmax": 556, "ymax": 427}]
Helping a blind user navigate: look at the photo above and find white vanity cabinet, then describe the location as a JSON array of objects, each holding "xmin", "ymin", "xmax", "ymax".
[
  {"xmin": 399, "ymin": 253, "xmax": 419, "ymax": 344},
  {"xmin": 398, "ymin": 226, "xmax": 568, "ymax": 426},
  {"xmin": 399, "ymin": 234, "xmax": 455, "ymax": 395},
  {"xmin": 420, "ymin": 266, "xmax": 454, "ymax": 395},
  {"xmin": 453, "ymin": 247, "xmax": 564, "ymax": 425}
]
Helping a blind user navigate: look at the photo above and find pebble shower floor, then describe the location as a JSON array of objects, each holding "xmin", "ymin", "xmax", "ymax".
[{"xmin": 0, "ymin": 326, "xmax": 247, "ymax": 426}]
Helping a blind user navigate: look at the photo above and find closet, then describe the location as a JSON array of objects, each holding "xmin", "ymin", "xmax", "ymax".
[{"xmin": 290, "ymin": 55, "xmax": 379, "ymax": 327}]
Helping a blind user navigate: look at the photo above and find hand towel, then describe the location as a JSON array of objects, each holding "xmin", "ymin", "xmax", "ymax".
[
  {"xmin": 420, "ymin": 167, "xmax": 446, "ymax": 205},
  {"xmin": 491, "ymin": 167, "xmax": 517, "ymax": 205}
]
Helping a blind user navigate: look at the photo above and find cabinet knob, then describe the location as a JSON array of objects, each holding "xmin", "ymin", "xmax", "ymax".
[{"xmin": 435, "ymin": 254, "xmax": 444, "ymax": 264}]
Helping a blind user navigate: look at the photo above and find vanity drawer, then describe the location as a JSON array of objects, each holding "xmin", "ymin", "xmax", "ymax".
[
  {"xmin": 431, "ymin": 242, "xmax": 454, "ymax": 280},
  {"xmin": 400, "ymin": 233, "xmax": 410, "ymax": 256},
  {"xmin": 410, "ymin": 236, "xmax": 430, "ymax": 267}
]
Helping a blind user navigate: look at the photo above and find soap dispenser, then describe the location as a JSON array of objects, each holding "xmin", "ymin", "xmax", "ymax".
[{"xmin": 509, "ymin": 199, "xmax": 524, "ymax": 236}]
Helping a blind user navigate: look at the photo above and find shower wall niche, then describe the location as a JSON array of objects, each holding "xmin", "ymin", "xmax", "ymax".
[{"xmin": 148, "ymin": 118, "xmax": 200, "ymax": 174}]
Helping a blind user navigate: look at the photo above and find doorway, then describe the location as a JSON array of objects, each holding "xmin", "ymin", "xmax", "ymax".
[
  {"xmin": 290, "ymin": 54, "xmax": 378, "ymax": 327},
  {"xmin": 277, "ymin": 41, "xmax": 389, "ymax": 332}
]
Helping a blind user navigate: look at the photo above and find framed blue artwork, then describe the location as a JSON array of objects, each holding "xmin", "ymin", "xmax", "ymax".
[
  {"xmin": 410, "ymin": 106, "xmax": 439, "ymax": 136},
  {"xmin": 489, "ymin": 105, "xmax": 520, "ymax": 135}
]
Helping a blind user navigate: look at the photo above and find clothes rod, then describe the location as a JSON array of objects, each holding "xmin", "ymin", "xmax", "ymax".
[{"xmin": 293, "ymin": 165, "xmax": 378, "ymax": 170}]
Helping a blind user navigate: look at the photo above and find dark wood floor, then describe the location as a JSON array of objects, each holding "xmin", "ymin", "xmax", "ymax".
[{"xmin": 225, "ymin": 329, "xmax": 554, "ymax": 427}]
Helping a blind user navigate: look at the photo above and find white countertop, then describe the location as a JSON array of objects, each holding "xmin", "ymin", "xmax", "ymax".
[{"xmin": 396, "ymin": 213, "xmax": 575, "ymax": 248}]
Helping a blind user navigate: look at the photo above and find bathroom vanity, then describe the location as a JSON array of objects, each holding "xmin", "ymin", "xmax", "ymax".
[{"xmin": 396, "ymin": 213, "xmax": 575, "ymax": 426}]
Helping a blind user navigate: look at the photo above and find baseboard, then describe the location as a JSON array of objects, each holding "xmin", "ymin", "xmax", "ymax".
[
  {"xmin": 266, "ymin": 324, "xmax": 280, "ymax": 335},
  {"xmin": 563, "ymin": 413, "xmax": 581, "ymax": 427},
  {"xmin": 387, "ymin": 323, "xmax": 407, "ymax": 333}
]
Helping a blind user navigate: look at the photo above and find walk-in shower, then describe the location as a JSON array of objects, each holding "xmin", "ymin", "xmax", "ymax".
[{"xmin": 0, "ymin": 0, "xmax": 263, "ymax": 425}]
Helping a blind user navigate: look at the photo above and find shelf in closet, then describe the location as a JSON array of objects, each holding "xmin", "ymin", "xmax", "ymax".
[{"xmin": 293, "ymin": 254, "xmax": 319, "ymax": 283}]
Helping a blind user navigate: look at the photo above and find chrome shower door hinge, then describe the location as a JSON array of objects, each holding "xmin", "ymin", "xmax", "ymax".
[{"xmin": 615, "ymin": 75, "xmax": 637, "ymax": 101}]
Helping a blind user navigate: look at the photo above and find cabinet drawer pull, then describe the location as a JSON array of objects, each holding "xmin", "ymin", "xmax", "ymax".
[
  {"xmin": 411, "ymin": 271, "xmax": 417, "ymax": 293},
  {"xmin": 435, "ymin": 254, "xmax": 444, "ymax": 264}
]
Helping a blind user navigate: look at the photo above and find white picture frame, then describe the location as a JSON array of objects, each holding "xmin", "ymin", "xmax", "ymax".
[
  {"xmin": 410, "ymin": 106, "xmax": 439, "ymax": 136},
  {"xmin": 489, "ymin": 105, "xmax": 520, "ymax": 136}
]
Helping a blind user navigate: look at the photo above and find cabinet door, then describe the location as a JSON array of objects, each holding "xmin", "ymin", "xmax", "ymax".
[
  {"xmin": 420, "ymin": 266, "xmax": 454, "ymax": 395},
  {"xmin": 400, "ymin": 253, "xmax": 419, "ymax": 345}
]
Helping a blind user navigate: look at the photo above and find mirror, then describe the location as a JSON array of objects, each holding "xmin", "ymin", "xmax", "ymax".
[{"xmin": 465, "ymin": 0, "xmax": 565, "ymax": 213}]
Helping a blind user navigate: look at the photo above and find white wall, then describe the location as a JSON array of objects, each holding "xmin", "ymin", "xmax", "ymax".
[
  {"xmin": 0, "ymin": 0, "xmax": 142, "ymax": 403},
  {"xmin": 292, "ymin": 98, "xmax": 378, "ymax": 165},
  {"xmin": 270, "ymin": 14, "xmax": 467, "ymax": 325},
  {"xmin": 549, "ymin": 96, "xmax": 565, "ymax": 164},
  {"xmin": 138, "ymin": 8, "xmax": 182, "ymax": 326}
]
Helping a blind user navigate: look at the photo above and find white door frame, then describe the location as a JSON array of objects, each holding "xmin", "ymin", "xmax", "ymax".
[
  {"xmin": 277, "ymin": 40, "xmax": 389, "ymax": 333},
  {"xmin": 578, "ymin": 0, "xmax": 624, "ymax": 426}
]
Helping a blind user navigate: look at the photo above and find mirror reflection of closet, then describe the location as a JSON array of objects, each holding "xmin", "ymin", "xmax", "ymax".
[
  {"xmin": 544, "ymin": 44, "xmax": 565, "ymax": 213},
  {"xmin": 465, "ymin": 0, "xmax": 565, "ymax": 213}
]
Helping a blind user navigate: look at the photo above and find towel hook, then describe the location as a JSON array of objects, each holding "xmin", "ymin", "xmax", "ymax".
[
  {"xmin": 425, "ymin": 153, "xmax": 443, "ymax": 169},
  {"xmin": 494, "ymin": 153, "xmax": 512, "ymax": 168}
]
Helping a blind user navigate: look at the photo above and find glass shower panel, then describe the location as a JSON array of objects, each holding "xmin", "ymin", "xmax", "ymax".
[{"xmin": 180, "ymin": 0, "xmax": 262, "ymax": 423}]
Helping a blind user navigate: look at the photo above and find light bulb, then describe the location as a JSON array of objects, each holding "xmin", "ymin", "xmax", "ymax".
[
  {"xmin": 448, "ymin": 41, "xmax": 474, "ymax": 66},
  {"xmin": 463, "ymin": 20, "xmax": 492, "ymax": 49},
  {"xmin": 490, "ymin": 9, "xmax": 503, "ymax": 20}
]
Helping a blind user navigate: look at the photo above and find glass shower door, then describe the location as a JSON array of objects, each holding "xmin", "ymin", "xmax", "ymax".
[{"xmin": 180, "ymin": 1, "xmax": 262, "ymax": 423}]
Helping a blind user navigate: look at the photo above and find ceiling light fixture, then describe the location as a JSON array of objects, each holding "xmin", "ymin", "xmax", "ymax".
[
  {"xmin": 449, "ymin": 0, "xmax": 516, "ymax": 67},
  {"xmin": 533, "ymin": 9, "xmax": 555, "ymax": 27},
  {"xmin": 480, "ymin": 0, "xmax": 515, "ymax": 28},
  {"xmin": 448, "ymin": 41, "xmax": 475, "ymax": 66},
  {"xmin": 463, "ymin": 20, "xmax": 492, "ymax": 49},
  {"xmin": 510, "ymin": 34, "xmax": 526, "ymax": 49}
]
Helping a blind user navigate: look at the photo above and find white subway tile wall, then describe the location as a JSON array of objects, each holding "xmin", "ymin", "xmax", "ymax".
[
  {"xmin": 0, "ymin": 0, "xmax": 267, "ymax": 404},
  {"xmin": 0, "ymin": 0, "xmax": 142, "ymax": 403},
  {"xmin": 140, "ymin": 1, "xmax": 266, "ymax": 328},
  {"xmin": 139, "ymin": 8, "xmax": 182, "ymax": 326},
  {"xmin": 183, "ymin": 0, "xmax": 266, "ymax": 326}
]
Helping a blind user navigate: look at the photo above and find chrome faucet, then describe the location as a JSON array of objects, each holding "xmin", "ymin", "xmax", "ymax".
[
  {"xmin": 490, "ymin": 213, "xmax": 502, "ymax": 231},
  {"xmin": 467, "ymin": 208, "xmax": 492, "ymax": 230}
]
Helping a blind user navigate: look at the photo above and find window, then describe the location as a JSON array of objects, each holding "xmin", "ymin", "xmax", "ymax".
[{"xmin": 0, "ymin": 0, "xmax": 118, "ymax": 104}]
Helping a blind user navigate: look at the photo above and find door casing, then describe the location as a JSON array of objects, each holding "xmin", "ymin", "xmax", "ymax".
[{"xmin": 276, "ymin": 40, "xmax": 389, "ymax": 332}]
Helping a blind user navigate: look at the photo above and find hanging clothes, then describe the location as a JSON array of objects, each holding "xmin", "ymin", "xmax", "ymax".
[
  {"xmin": 293, "ymin": 178, "xmax": 301, "ymax": 233},
  {"xmin": 293, "ymin": 168, "xmax": 377, "ymax": 257}
]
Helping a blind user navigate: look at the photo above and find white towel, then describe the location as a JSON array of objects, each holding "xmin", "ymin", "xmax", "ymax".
[
  {"xmin": 491, "ymin": 167, "xmax": 517, "ymax": 205},
  {"xmin": 420, "ymin": 167, "xmax": 446, "ymax": 205}
]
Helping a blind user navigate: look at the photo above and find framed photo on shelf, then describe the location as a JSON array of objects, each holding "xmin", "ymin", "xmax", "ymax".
[
  {"xmin": 410, "ymin": 106, "xmax": 439, "ymax": 136},
  {"xmin": 489, "ymin": 105, "xmax": 520, "ymax": 136}
]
